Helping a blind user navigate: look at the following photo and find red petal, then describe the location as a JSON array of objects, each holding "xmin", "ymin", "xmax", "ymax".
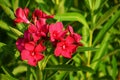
[
  {"xmin": 54, "ymin": 47, "xmax": 62, "ymax": 56},
  {"xmin": 21, "ymin": 50, "xmax": 30, "ymax": 60},
  {"xmin": 23, "ymin": 8, "xmax": 29, "ymax": 17},
  {"xmin": 24, "ymin": 30, "xmax": 31, "ymax": 41},
  {"xmin": 61, "ymin": 50, "xmax": 72, "ymax": 58},
  {"xmin": 35, "ymin": 53, "xmax": 44, "ymax": 61},
  {"xmin": 25, "ymin": 41, "xmax": 35, "ymax": 51},
  {"xmin": 16, "ymin": 38, "xmax": 25, "ymax": 51},
  {"xmin": 28, "ymin": 24, "xmax": 37, "ymax": 33},
  {"xmin": 67, "ymin": 25, "xmax": 74, "ymax": 34},
  {"xmin": 14, "ymin": 18, "xmax": 24, "ymax": 23},
  {"xmin": 66, "ymin": 36, "xmax": 75, "ymax": 44},
  {"xmin": 73, "ymin": 33, "xmax": 82, "ymax": 43},
  {"xmin": 15, "ymin": 8, "xmax": 29, "ymax": 23},
  {"xmin": 28, "ymin": 57, "xmax": 37, "ymax": 66},
  {"xmin": 35, "ymin": 42, "xmax": 46, "ymax": 52}
]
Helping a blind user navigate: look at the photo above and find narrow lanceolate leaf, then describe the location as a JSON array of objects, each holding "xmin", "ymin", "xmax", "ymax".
[
  {"xmin": 0, "ymin": 3, "xmax": 15, "ymax": 19},
  {"xmin": 0, "ymin": 20, "xmax": 23, "ymax": 37},
  {"xmin": 93, "ymin": 10, "xmax": 120, "ymax": 46},
  {"xmin": 45, "ymin": 65, "xmax": 94, "ymax": 72},
  {"xmin": 54, "ymin": 13, "xmax": 88, "ymax": 27},
  {"xmin": 112, "ymin": 56, "xmax": 118, "ymax": 80},
  {"xmin": 91, "ymin": 32, "xmax": 111, "ymax": 70},
  {"xmin": 0, "ymin": 20, "xmax": 10, "ymax": 31},
  {"xmin": 77, "ymin": 47, "xmax": 98, "ymax": 52},
  {"xmin": 0, "ymin": 0, "xmax": 11, "ymax": 8},
  {"xmin": 94, "ymin": 4, "xmax": 120, "ymax": 28},
  {"xmin": 1, "ymin": 66, "xmax": 18, "ymax": 80},
  {"xmin": 0, "ymin": 42, "xmax": 6, "ymax": 53},
  {"xmin": 9, "ymin": 27, "xmax": 23, "ymax": 37}
]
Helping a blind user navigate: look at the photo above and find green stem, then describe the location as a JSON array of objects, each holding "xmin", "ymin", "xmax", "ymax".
[
  {"xmin": 86, "ymin": 30, "xmax": 93, "ymax": 79},
  {"xmin": 87, "ymin": 30, "xmax": 93, "ymax": 66},
  {"xmin": 1, "ymin": 66, "xmax": 11, "ymax": 77},
  {"xmin": 26, "ymin": 65, "xmax": 31, "ymax": 80}
]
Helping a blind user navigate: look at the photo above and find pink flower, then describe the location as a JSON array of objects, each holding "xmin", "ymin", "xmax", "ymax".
[
  {"xmin": 54, "ymin": 36, "xmax": 77, "ymax": 58},
  {"xmin": 49, "ymin": 22, "xmax": 66, "ymax": 42},
  {"xmin": 67, "ymin": 25, "xmax": 82, "ymax": 46},
  {"xmin": 32, "ymin": 9, "xmax": 54, "ymax": 24},
  {"xmin": 14, "ymin": 8, "xmax": 30, "ymax": 23},
  {"xmin": 28, "ymin": 20, "xmax": 49, "ymax": 42},
  {"xmin": 21, "ymin": 41, "xmax": 46, "ymax": 66},
  {"xmin": 28, "ymin": 23, "xmax": 41, "ymax": 42},
  {"xmin": 16, "ymin": 38, "xmax": 25, "ymax": 52}
]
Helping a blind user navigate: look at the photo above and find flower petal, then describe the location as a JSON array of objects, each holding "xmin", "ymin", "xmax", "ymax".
[
  {"xmin": 25, "ymin": 41, "xmax": 35, "ymax": 51},
  {"xmin": 35, "ymin": 42, "xmax": 46, "ymax": 52},
  {"xmin": 21, "ymin": 50, "xmax": 30, "ymax": 60},
  {"xmin": 35, "ymin": 52, "xmax": 44, "ymax": 61},
  {"xmin": 16, "ymin": 38, "xmax": 25, "ymax": 51},
  {"xmin": 54, "ymin": 47, "xmax": 62, "ymax": 56},
  {"xmin": 15, "ymin": 8, "xmax": 29, "ymax": 23},
  {"xmin": 61, "ymin": 50, "xmax": 72, "ymax": 58}
]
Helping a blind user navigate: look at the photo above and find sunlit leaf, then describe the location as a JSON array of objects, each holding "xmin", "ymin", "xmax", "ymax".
[
  {"xmin": 12, "ymin": 65, "xmax": 27, "ymax": 75},
  {"xmin": 0, "ymin": 3, "xmax": 15, "ymax": 19},
  {"xmin": 54, "ymin": 13, "xmax": 88, "ymax": 27}
]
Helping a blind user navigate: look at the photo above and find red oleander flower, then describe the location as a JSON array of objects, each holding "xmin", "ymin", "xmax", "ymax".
[
  {"xmin": 28, "ymin": 20, "xmax": 49, "ymax": 42},
  {"xmin": 14, "ymin": 8, "xmax": 30, "ymax": 23},
  {"xmin": 67, "ymin": 25, "xmax": 83, "ymax": 46},
  {"xmin": 16, "ymin": 38, "xmax": 25, "ymax": 52},
  {"xmin": 49, "ymin": 22, "xmax": 66, "ymax": 42},
  {"xmin": 21, "ymin": 41, "xmax": 45, "ymax": 66},
  {"xmin": 32, "ymin": 9, "xmax": 54, "ymax": 24},
  {"xmin": 54, "ymin": 36, "xmax": 77, "ymax": 58},
  {"xmin": 28, "ymin": 23, "xmax": 41, "ymax": 42},
  {"xmin": 16, "ymin": 30, "xmax": 31, "ymax": 52}
]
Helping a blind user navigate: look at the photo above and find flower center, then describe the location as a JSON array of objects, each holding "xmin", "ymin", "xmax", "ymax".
[
  {"xmin": 62, "ymin": 44, "xmax": 66, "ymax": 50},
  {"xmin": 31, "ymin": 52, "xmax": 35, "ymax": 56},
  {"xmin": 53, "ymin": 31, "xmax": 57, "ymax": 37}
]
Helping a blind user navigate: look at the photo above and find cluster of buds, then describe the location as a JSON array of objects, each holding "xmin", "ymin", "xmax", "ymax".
[{"xmin": 15, "ymin": 8, "xmax": 82, "ymax": 66}]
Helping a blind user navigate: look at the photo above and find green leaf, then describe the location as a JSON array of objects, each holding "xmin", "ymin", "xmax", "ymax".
[
  {"xmin": 0, "ymin": 20, "xmax": 10, "ymax": 31},
  {"xmin": 93, "ymin": 10, "xmax": 120, "ymax": 46},
  {"xmin": 12, "ymin": 65, "xmax": 27, "ymax": 75},
  {"xmin": 0, "ymin": 20, "xmax": 23, "ymax": 37},
  {"xmin": 94, "ymin": 4, "xmax": 120, "ymax": 29},
  {"xmin": 0, "ymin": 3, "xmax": 15, "ymax": 19},
  {"xmin": 77, "ymin": 47, "xmax": 98, "ymax": 52},
  {"xmin": 1, "ymin": 66, "xmax": 18, "ymax": 80},
  {"xmin": 0, "ymin": 0, "xmax": 11, "ymax": 8},
  {"xmin": 9, "ymin": 27, "xmax": 23, "ymax": 37},
  {"xmin": 0, "ymin": 42, "xmax": 6, "ymax": 48},
  {"xmin": 0, "ymin": 74, "xmax": 18, "ymax": 80},
  {"xmin": 91, "ymin": 32, "xmax": 111, "ymax": 70},
  {"xmin": 12, "ymin": 0, "xmax": 19, "ymax": 12},
  {"xmin": 112, "ymin": 56, "xmax": 118, "ymax": 80},
  {"xmin": 54, "ymin": 13, "xmax": 88, "ymax": 27},
  {"xmin": 0, "ymin": 42, "xmax": 6, "ymax": 53},
  {"xmin": 45, "ymin": 65, "xmax": 94, "ymax": 72}
]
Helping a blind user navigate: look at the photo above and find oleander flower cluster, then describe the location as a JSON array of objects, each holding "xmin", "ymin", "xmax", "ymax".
[{"xmin": 15, "ymin": 7, "xmax": 82, "ymax": 66}]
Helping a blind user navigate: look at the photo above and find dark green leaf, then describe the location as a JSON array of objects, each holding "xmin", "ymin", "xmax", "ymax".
[
  {"xmin": 94, "ymin": 4, "xmax": 120, "ymax": 28},
  {"xmin": 77, "ymin": 47, "xmax": 98, "ymax": 52},
  {"xmin": 45, "ymin": 65, "xmax": 94, "ymax": 72},
  {"xmin": 93, "ymin": 10, "xmax": 120, "ymax": 46}
]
